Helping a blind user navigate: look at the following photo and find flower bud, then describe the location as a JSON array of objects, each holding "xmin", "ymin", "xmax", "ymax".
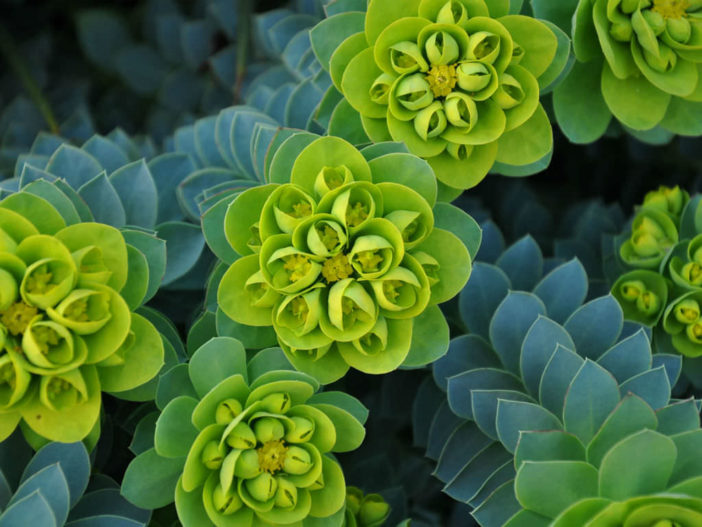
[
  {"xmin": 259, "ymin": 392, "xmax": 291, "ymax": 414},
  {"xmin": 395, "ymin": 74, "xmax": 434, "ymax": 112},
  {"xmin": 201, "ymin": 440, "xmax": 227, "ymax": 470},
  {"xmin": 636, "ymin": 290, "xmax": 661, "ymax": 315},
  {"xmin": 674, "ymin": 299, "xmax": 700, "ymax": 325},
  {"xmin": 253, "ymin": 417, "xmax": 285, "ymax": 443},
  {"xmin": 285, "ymin": 416, "xmax": 315, "ymax": 443},
  {"xmin": 274, "ymin": 477, "xmax": 298, "ymax": 508},
  {"xmin": 610, "ymin": 20, "xmax": 634, "ymax": 41},
  {"xmin": 493, "ymin": 74, "xmax": 525, "ymax": 109},
  {"xmin": 667, "ymin": 17, "xmax": 692, "ymax": 43},
  {"xmin": 425, "ymin": 31, "xmax": 460, "ymax": 65},
  {"xmin": 619, "ymin": 280, "xmax": 645, "ymax": 301},
  {"xmin": 245, "ymin": 472, "xmax": 278, "ymax": 502},
  {"xmin": 215, "ymin": 398, "xmax": 243, "ymax": 425},
  {"xmin": 413, "ymin": 101, "xmax": 448, "ymax": 140},
  {"xmin": 446, "ymin": 142, "xmax": 473, "ymax": 162},
  {"xmin": 212, "ymin": 483, "xmax": 243, "ymax": 515},
  {"xmin": 621, "ymin": 0, "xmax": 642, "ymax": 14},
  {"xmin": 437, "ymin": 0, "xmax": 467, "ymax": 25},
  {"xmin": 642, "ymin": 9, "xmax": 666, "ymax": 35},
  {"xmin": 467, "ymin": 32, "xmax": 500, "ymax": 64},
  {"xmin": 457, "ymin": 62, "xmax": 492, "ymax": 92},
  {"xmin": 234, "ymin": 448, "xmax": 261, "ymax": 479},
  {"xmin": 314, "ymin": 166, "xmax": 353, "ymax": 197},
  {"xmin": 643, "ymin": 43, "xmax": 677, "ymax": 73},
  {"xmin": 643, "ymin": 185, "xmax": 687, "ymax": 216},
  {"xmin": 444, "ymin": 92, "xmax": 478, "ymax": 129},
  {"xmin": 369, "ymin": 73, "xmax": 395, "ymax": 105},
  {"xmin": 511, "ymin": 43, "xmax": 525, "ymax": 65},
  {"xmin": 226, "ymin": 422, "xmax": 257, "ymax": 449},
  {"xmin": 283, "ymin": 446, "xmax": 313, "ymax": 475},
  {"xmin": 389, "ymin": 41, "xmax": 429, "ymax": 74},
  {"xmin": 682, "ymin": 262, "xmax": 702, "ymax": 286},
  {"xmin": 346, "ymin": 487, "xmax": 363, "ymax": 516},
  {"xmin": 359, "ymin": 495, "xmax": 391, "ymax": 526}
]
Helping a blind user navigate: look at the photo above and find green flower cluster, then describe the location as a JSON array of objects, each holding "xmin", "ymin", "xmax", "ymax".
[
  {"xmin": 0, "ymin": 191, "xmax": 164, "ymax": 443},
  {"xmin": 344, "ymin": 487, "xmax": 391, "ymax": 527},
  {"xmin": 323, "ymin": 0, "xmax": 562, "ymax": 190},
  {"xmin": 611, "ymin": 186, "xmax": 702, "ymax": 358},
  {"xmin": 570, "ymin": 0, "xmax": 702, "ymax": 134},
  {"xmin": 217, "ymin": 136, "xmax": 472, "ymax": 384},
  {"xmin": 122, "ymin": 340, "xmax": 366, "ymax": 527}
]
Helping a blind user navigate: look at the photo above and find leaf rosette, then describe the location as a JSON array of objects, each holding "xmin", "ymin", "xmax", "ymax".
[
  {"xmin": 122, "ymin": 339, "xmax": 366, "ymax": 527},
  {"xmin": 215, "ymin": 136, "xmax": 474, "ymax": 384},
  {"xmin": 554, "ymin": 0, "xmax": 702, "ymax": 142},
  {"xmin": 311, "ymin": 0, "xmax": 565, "ymax": 191},
  {"xmin": 0, "ymin": 191, "xmax": 164, "ymax": 444}
]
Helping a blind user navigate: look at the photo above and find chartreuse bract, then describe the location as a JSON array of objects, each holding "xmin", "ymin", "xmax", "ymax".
[
  {"xmin": 213, "ymin": 134, "xmax": 477, "ymax": 384},
  {"xmin": 0, "ymin": 433, "xmax": 150, "ymax": 525},
  {"xmin": 0, "ymin": 187, "xmax": 164, "ymax": 445},
  {"xmin": 545, "ymin": 0, "xmax": 702, "ymax": 143},
  {"xmin": 415, "ymin": 229, "xmax": 685, "ymax": 525},
  {"xmin": 310, "ymin": 0, "xmax": 569, "ymax": 191},
  {"xmin": 122, "ymin": 339, "xmax": 366, "ymax": 527},
  {"xmin": 344, "ymin": 487, "xmax": 393, "ymax": 527},
  {"xmin": 604, "ymin": 186, "xmax": 702, "ymax": 387}
]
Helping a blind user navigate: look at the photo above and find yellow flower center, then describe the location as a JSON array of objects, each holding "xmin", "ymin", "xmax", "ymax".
[
  {"xmin": 26, "ymin": 266, "xmax": 54, "ymax": 294},
  {"xmin": 692, "ymin": 323, "xmax": 702, "ymax": 338},
  {"xmin": 356, "ymin": 250, "xmax": 384, "ymax": 273},
  {"xmin": 652, "ymin": 0, "xmax": 690, "ymax": 18},
  {"xmin": 291, "ymin": 202, "xmax": 313, "ymax": 219},
  {"xmin": 318, "ymin": 225, "xmax": 340, "ymax": 251},
  {"xmin": 289, "ymin": 297, "xmax": 309, "ymax": 321},
  {"xmin": 47, "ymin": 377, "xmax": 72, "ymax": 396},
  {"xmin": 32, "ymin": 326, "xmax": 61, "ymax": 354},
  {"xmin": 257, "ymin": 440, "xmax": 288, "ymax": 474},
  {"xmin": 681, "ymin": 307, "xmax": 699, "ymax": 322},
  {"xmin": 426, "ymin": 64, "xmax": 458, "ymax": 97},
  {"xmin": 0, "ymin": 363, "xmax": 16, "ymax": 389},
  {"xmin": 383, "ymin": 280, "xmax": 404, "ymax": 302},
  {"xmin": 283, "ymin": 254, "xmax": 312, "ymax": 282},
  {"xmin": 64, "ymin": 298, "xmax": 90, "ymax": 322},
  {"xmin": 346, "ymin": 202, "xmax": 369, "ymax": 228},
  {"xmin": 322, "ymin": 254, "xmax": 353, "ymax": 283},
  {"xmin": 1, "ymin": 302, "xmax": 38, "ymax": 336}
]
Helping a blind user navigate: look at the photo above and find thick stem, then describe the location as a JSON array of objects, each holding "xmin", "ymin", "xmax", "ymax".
[{"xmin": 0, "ymin": 24, "xmax": 60, "ymax": 135}]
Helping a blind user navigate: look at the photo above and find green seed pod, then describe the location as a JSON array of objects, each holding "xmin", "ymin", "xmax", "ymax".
[
  {"xmin": 395, "ymin": 74, "xmax": 434, "ymax": 112},
  {"xmin": 246, "ymin": 472, "xmax": 278, "ymax": 503},
  {"xmin": 201, "ymin": 440, "xmax": 227, "ymax": 470},
  {"xmin": 259, "ymin": 392, "xmax": 292, "ymax": 414},
  {"xmin": 212, "ymin": 483, "xmax": 244, "ymax": 515},
  {"xmin": 283, "ymin": 446, "xmax": 313, "ymax": 475},
  {"xmin": 234, "ymin": 448, "xmax": 261, "ymax": 479},
  {"xmin": 493, "ymin": 73, "xmax": 525, "ymax": 109},
  {"xmin": 456, "ymin": 61, "xmax": 492, "ymax": 92},
  {"xmin": 674, "ymin": 299, "xmax": 700, "ymax": 325},
  {"xmin": 215, "ymin": 398, "xmax": 243, "ymax": 425},
  {"xmin": 389, "ymin": 41, "xmax": 429, "ymax": 74},
  {"xmin": 225, "ymin": 422, "xmax": 257, "ymax": 449},
  {"xmin": 619, "ymin": 280, "xmax": 645, "ymax": 301},
  {"xmin": 667, "ymin": 16, "xmax": 692, "ymax": 43},
  {"xmin": 285, "ymin": 416, "xmax": 315, "ymax": 443},
  {"xmin": 413, "ymin": 101, "xmax": 448, "ymax": 140},
  {"xmin": 274, "ymin": 477, "xmax": 298, "ymax": 509},
  {"xmin": 636, "ymin": 290, "xmax": 661, "ymax": 315},
  {"xmin": 425, "ymin": 31, "xmax": 460, "ymax": 65},
  {"xmin": 253, "ymin": 417, "xmax": 285, "ymax": 443}
]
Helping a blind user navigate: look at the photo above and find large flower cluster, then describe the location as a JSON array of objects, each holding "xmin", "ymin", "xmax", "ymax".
[
  {"xmin": 0, "ymin": 193, "xmax": 164, "ymax": 443},
  {"xmin": 322, "ymin": 0, "xmax": 561, "ymax": 190},
  {"xmin": 217, "ymin": 136, "xmax": 472, "ymax": 384}
]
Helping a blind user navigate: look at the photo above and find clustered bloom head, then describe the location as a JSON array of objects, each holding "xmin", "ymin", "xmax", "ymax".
[
  {"xmin": 0, "ymin": 192, "xmax": 163, "ymax": 443},
  {"xmin": 331, "ymin": 0, "xmax": 561, "ymax": 190},
  {"xmin": 217, "ymin": 136, "xmax": 471, "ymax": 384}
]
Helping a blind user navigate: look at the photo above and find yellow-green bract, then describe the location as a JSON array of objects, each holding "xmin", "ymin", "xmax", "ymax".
[
  {"xmin": 312, "ymin": 0, "xmax": 564, "ymax": 190},
  {"xmin": 0, "ymin": 190, "xmax": 164, "ymax": 444},
  {"xmin": 216, "ymin": 136, "xmax": 473, "ymax": 384}
]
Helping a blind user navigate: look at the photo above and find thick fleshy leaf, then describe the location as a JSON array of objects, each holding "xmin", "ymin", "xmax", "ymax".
[
  {"xmin": 533, "ymin": 259, "xmax": 588, "ymax": 324},
  {"xmin": 521, "ymin": 317, "xmax": 575, "ymax": 398},
  {"xmin": 564, "ymin": 296, "xmax": 623, "ymax": 360},
  {"xmin": 459, "ymin": 263, "xmax": 511, "ymax": 339},
  {"xmin": 496, "ymin": 400, "xmax": 562, "ymax": 453},
  {"xmin": 496, "ymin": 236, "xmax": 543, "ymax": 291},
  {"xmin": 188, "ymin": 337, "xmax": 247, "ymax": 398},
  {"xmin": 154, "ymin": 396, "xmax": 199, "ymax": 459},
  {"xmin": 121, "ymin": 448, "xmax": 184, "ymax": 509}
]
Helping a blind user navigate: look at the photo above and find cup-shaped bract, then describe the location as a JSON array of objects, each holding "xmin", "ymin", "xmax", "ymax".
[
  {"xmin": 215, "ymin": 135, "xmax": 475, "ymax": 384},
  {"xmin": 550, "ymin": 0, "xmax": 702, "ymax": 143},
  {"xmin": 309, "ymin": 0, "xmax": 567, "ymax": 192},
  {"xmin": 0, "ymin": 190, "xmax": 165, "ymax": 444},
  {"xmin": 344, "ymin": 487, "xmax": 392, "ymax": 527},
  {"xmin": 122, "ymin": 339, "xmax": 367, "ymax": 527}
]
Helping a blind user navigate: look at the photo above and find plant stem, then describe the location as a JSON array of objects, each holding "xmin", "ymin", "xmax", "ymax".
[{"xmin": 0, "ymin": 23, "xmax": 60, "ymax": 135}]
